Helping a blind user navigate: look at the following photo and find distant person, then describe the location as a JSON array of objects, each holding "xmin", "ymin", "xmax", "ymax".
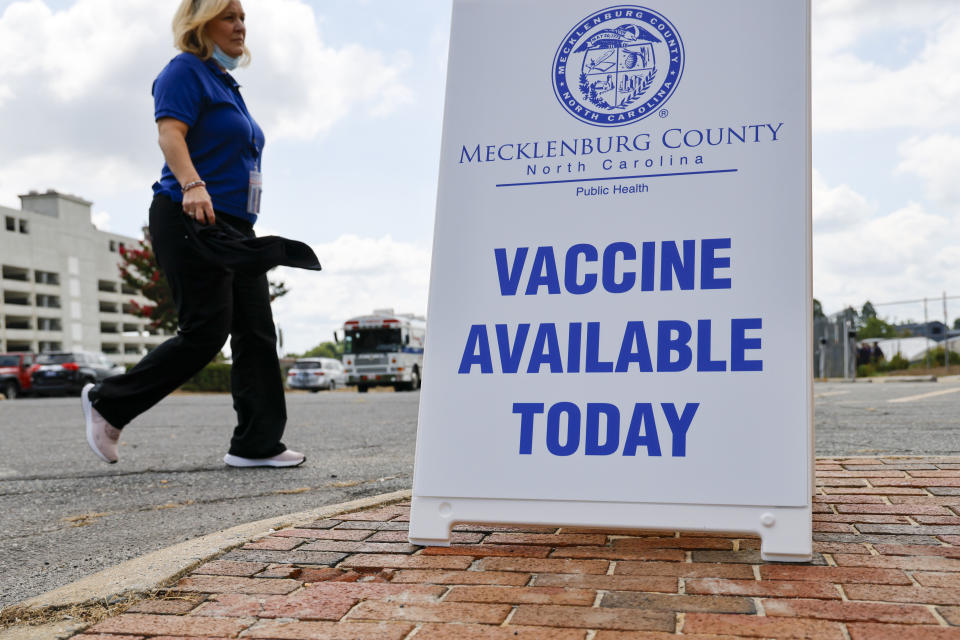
[
  {"xmin": 82, "ymin": 0, "xmax": 319, "ymax": 468},
  {"xmin": 857, "ymin": 342, "xmax": 872, "ymax": 367},
  {"xmin": 871, "ymin": 341, "xmax": 885, "ymax": 364}
]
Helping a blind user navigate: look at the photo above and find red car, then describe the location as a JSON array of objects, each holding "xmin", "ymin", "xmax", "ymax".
[{"xmin": 0, "ymin": 352, "xmax": 37, "ymax": 399}]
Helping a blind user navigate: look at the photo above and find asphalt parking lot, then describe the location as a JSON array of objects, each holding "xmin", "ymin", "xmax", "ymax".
[{"xmin": 814, "ymin": 379, "xmax": 960, "ymax": 456}]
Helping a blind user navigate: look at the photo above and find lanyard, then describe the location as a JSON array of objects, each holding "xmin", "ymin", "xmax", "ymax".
[{"xmin": 207, "ymin": 60, "xmax": 261, "ymax": 161}]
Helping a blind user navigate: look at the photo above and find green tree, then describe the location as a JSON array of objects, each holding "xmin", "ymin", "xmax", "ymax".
[
  {"xmin": 268, "ymin": 275, "xmax": 289, "ymax": 303},
  {"xmin": 293, "ymin": 341, "xmax": 344, "ymax": 360},
  {"xmin": 954, "ymin": 318, "xmax": 960, "ymax": 330},
  {"xmin": 841, "ymin": 306, "xmax": 860, "ymax": 328},
  {"xmin": 857, "ymin": 316, "xmax": 900, "ymax": 339},
  {"xmin": 813, "ymin": 298, "xmax": 825, "ymax": 319},
  {"xmin": 861, "ymin": 301, "xmax": 877, "ymax": 322}
]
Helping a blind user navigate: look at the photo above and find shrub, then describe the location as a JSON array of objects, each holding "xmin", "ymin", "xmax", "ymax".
[
  {"xmin": 181, "ymin": 362, "xmax": 232, "ymax": 392},
  {"xmin": 886, "ymin": 353, "xmax": 910, "ymax": 371},
  {"xmin": 875, "ymin": 353, "xmax": 910, "ymax": 372},
  {"xmin": 931, "ymin": 346, "xmax": 960, "ymax": 366}
]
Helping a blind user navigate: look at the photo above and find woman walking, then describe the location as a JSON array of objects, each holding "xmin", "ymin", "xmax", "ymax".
[{"xmin": 82, "ymin": 0, "xmax": 314, "ymax": 468}]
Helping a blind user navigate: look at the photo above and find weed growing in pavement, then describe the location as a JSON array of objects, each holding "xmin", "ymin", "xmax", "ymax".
[
  {"xmin": 0, "ymin": 590, "xmax": 199, "ymax": 632},
  {"xmin": 0, "ymin": 599, "xmax": 133, "ymax": 631}
]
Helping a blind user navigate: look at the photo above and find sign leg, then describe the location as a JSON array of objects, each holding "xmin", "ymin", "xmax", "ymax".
[
  {"xmin": 758, "ymin": 505, "xmax": 813, "ymax": 562},
  {"xmin": 408, "ymin": 497, "xmax": 453, "ymax": 547}
]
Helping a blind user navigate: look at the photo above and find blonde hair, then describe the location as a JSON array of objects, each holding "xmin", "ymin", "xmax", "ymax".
[{"xmin": 172, "ymin": 0, "xmax": 251, "ymax": 65}]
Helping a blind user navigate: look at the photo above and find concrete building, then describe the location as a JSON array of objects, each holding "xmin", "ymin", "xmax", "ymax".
[{"xmin": 0, "ymin": 190, "xmax": 166, "ymax": 365}]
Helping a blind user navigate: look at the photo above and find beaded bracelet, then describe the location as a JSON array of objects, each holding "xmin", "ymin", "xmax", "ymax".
[{"xmin": 182, "ymin": 179, "xmax": 206, "ymax": 193}]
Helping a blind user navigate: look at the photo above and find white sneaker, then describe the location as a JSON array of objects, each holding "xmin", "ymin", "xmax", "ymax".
[
  {"xmin": 223, "ymin": 449, "xmax": 306, "ymax": 468},
  {"xmin": 82, "ymin": 383, "xmax": 120, "ymax": 464}
]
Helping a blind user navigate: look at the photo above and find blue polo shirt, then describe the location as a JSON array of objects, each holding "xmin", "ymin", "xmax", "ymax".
[{"xmin": 152, "ymin": 52, "xmax": 264, "ymax": 224}]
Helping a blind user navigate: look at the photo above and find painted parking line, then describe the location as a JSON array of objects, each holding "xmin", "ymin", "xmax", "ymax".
[
  {"xmin": 815, "ymin": 391, "xmax": 851, "ymax": 399},
  {"xmin": 888, "ymin": 387, "xmax": 960, "ymax": 404}
]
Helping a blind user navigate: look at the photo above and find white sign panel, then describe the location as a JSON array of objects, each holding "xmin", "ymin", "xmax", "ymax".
[{"xmin": 411, "ymin": 0, "xmax": 812, "ymax": 561}]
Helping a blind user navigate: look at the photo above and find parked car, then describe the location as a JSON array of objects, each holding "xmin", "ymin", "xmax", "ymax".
[
  {"xmin": 30, "ymin": 351, "xmax": 126, "ymax": 396},
  {"xmin": 287, "ymin": 357, "xmax": 347, "ymax": 392},
  {"xmin": 0, "ymin": 352, "xmax": 37, "ymax": 399}
]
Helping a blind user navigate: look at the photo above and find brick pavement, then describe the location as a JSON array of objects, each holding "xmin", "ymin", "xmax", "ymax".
[{"xmin": 73, "ymin": 457, "xmax": 960, "ymax": 638}]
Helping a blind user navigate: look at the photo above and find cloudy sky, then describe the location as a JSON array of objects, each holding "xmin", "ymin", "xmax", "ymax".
[{"xmin": 0, "ymin": 0, "xmax": 957, "ymax": 353}]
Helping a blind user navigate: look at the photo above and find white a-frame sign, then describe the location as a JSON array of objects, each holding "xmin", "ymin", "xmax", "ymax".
[{"xmin": 410, "ymin": 0, "xmax": 813, "ymax": 562}]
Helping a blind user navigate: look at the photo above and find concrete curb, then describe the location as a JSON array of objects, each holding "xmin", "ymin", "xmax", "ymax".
[
  {"xmin": 872, "ymin": 375, "xmax": 938, "ymax": 383},
  {"xmin": 0, "ymin": 620, "xmax": 85, "ymax": 640},
  {"xmin": 13, "ymin": 489, "xmax": 411, "ymax": 612},
  {"xmin": 820, "ymin": 375, "xmax": 938, "ymax": 383}
]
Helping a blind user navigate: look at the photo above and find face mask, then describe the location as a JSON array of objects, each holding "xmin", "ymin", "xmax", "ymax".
[{"xmin": 212, "ymin": 44, "xmax": 240, "ymax": 71}]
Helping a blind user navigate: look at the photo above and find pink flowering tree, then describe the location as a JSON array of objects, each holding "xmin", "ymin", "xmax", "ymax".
[{"xmin": 118, "ymin": 238, "xmax": 178, "ymax": 334}]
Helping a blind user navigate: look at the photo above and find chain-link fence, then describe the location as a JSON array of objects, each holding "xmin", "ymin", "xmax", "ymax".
[
  {"xmin": 816, "ymin": 293, "xmax": 960, "ymax": 379},
  {"xmin": 814, "ymin": 314, "xmax": 854, "ymax": 379}
]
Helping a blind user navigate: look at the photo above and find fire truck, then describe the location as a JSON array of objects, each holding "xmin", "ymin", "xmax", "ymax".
[{"xmin": 339, "ymin": 309, "xmax": 425, "ymax": 392}]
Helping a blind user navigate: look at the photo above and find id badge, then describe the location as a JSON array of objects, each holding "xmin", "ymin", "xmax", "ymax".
[{"xmin": 247, "ymin": 170, "xmax": 263, "ymax": 215}]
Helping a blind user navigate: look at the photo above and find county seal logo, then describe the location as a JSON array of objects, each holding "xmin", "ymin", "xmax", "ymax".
[{"xmin": 552, "ymin": 5, "xmax": 685, "ymax": 127}]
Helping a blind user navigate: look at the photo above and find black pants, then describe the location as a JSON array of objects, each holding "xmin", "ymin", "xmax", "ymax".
[{"xmin": 91, "ymin": 194, "xmax": 287, "ymax": 459}]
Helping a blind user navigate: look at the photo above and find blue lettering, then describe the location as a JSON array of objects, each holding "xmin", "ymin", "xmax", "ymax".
[
  {"xmin": 494, "ymin": 247, "xmax": 527, "ymax": 296},
  {"xmin": 660, "ymin": 240, "xmax": 696, "ymax": 291},
  {"xmin": 568, "ymin": 322, "xmax": 582, "ymax": 373},
  {"xmin": 460, "ymin": 145, "xmax": 481, "ymax": 163},
  {"xmin": 496, "ymin": 324, "xmax": 530, "ymax": 374},
  {"xmin": 565, "ymin": 244, "xmax": 598, "ymax": 295},
  {"xmin": 623, "ymin": 403, "xmax": 661, "ymax": 456},
  {"xmin": 616, "ymin": 321, "xmax": 653, "ymax": 372},
  {"xmin": 527, "ymin": 323, "xmax": 563, "ymax": 373},
  {"xmin": 585, "ymin": 322, "xmax": 614, "ymax": 373},
  {"xmin": 458, "ymin": 325, "xmax": 493, "ymax": 374},
  {"xmin": 513, "ymin": 403, "xmax": 544, "ymax": 455},
  {"xmin": 662, "ymin": 402, "xmax": 698, "ymax": 457},
  {"xmin": 662, "ymin": 128, "xmax": 682, "ymax": 149},
  {"xmin": 585, "ymin": 403, "xmax": 620, "ymax": 456},
  {"xmin": 525, "ymin": 247, "xmax": 562, "ymax": 295},
  {"xmin": 701, "ymin": 238, "xmax": 732, "ymax": 290},
  {"xmin": 731, "ymin": 318, "xmax": 763, "ymax": 371},
  {"xmin": 696, "ymin": 320, "xmax": 726, "ymax": 372},
  {"xmin": 640, "ymin": 241, "xmax": 656, "ymax": 291},
  {"xmin": 547, "ymin": 402, "xmax": 581, "ymax": 456},
  {"xmin": 657, "ymin": 320, "xmax": 693, "ymax": 372},
  {"xmin": 602, "ymin": 242, "xmax": 637, "ymax": 293}
]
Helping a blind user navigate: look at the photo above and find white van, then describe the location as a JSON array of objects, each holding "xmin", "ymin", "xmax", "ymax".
[{"xmin": 286, "ymin": 357, "xmax": 347, "ymax": 392}]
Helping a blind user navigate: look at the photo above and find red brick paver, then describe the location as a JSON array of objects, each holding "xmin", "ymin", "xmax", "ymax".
[{"xmin": 63, "ymin": 457, "xmax": 960, "ymax": 638}]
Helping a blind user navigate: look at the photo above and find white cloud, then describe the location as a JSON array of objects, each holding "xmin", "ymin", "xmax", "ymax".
[
  {"xmin": 0, "ymin": 151, "xmax": 155, "ymax": 208},
  {"xmin": 91, "ymin": 209, "xmax": 110, "ymax": 230},
  {"xmin": 813, "ymin": 0, "xmax": 952, "ymax": 53},
  {"xmin": 812, "ymin": 170, "xmax": 874, "ymax": 233},
  {"xmin": 812, "ymin": 1, "xmax": 960, "ymax": 131},
  {"xmin": 896, "ymin": 134, "xmax": 960, "ymax": 211},
  {"xmin": 813, "ymin": 174, "xmax": 960, "ymax": 313},
  {"xmin": 271, "ymin": 234, "xmax": 430, "ymax": 354},
  {"xmin": 428, "ymin": 17, "xmax": 451, "ymax": 78},
  {"xmin": 0, "ymin": 0, "xmax": 413, "ymax": 210},
  {"xmin": 0, "ymin": 0, "xmax": 168, "ymax": 102},
  {"xmin": 242, "ymin": 0, "xmax": 414, "ymax": 139}
]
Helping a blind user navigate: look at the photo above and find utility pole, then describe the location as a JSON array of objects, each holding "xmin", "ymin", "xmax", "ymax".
[
  {"xmin": 944, "ymin": 292, "xmax": 951, "ymax": 374},
  {"xmin": 843, "ymin": 319, "xmax": 851, "ymax": 380},
  {"xmin": 924, "ymin": 297, "xmax": 931, "ymax": 371}
]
